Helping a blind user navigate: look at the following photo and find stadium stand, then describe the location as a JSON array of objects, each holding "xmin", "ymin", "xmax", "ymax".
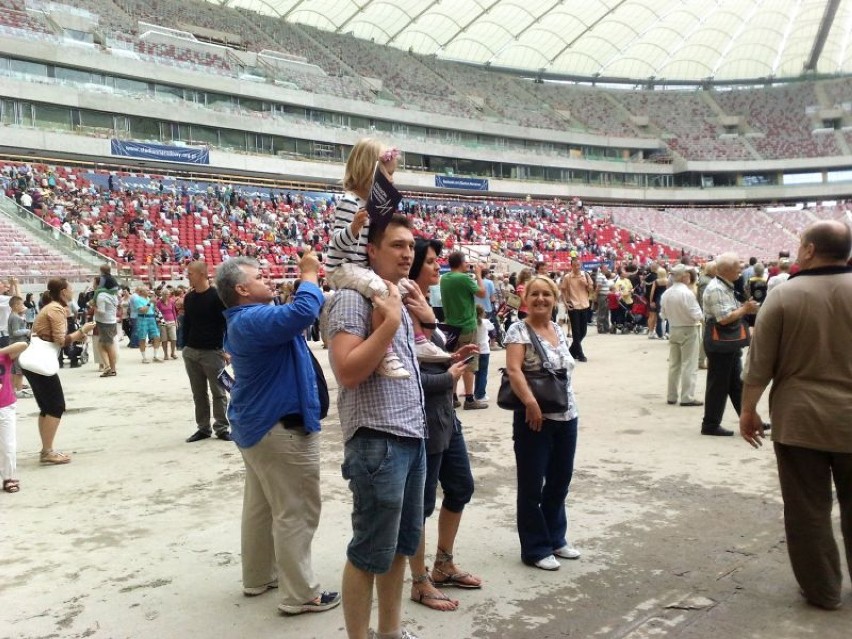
[
  {"xmin": 0, "ymin": 212, "xmax": 97, "ymax": 280},
  {"xmin": 713, "ymin": 84, "xmax": 843, "ymax": 159},
  {"xmin": 0, "ymin": 0, "xmax": 849, "ymax": 164},
  {"xmin": 8, "ymin": 159, "xmax": 849, "ymax": 285}
]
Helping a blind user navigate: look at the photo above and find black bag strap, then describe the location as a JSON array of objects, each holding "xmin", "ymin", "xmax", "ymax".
[
  {"xmin": 307, "ymin": 346, "xmax": 330, "ymax": 419},
  {"xmin": 523, "ymin": 321, "xmax": 556, "ymax": 371}
]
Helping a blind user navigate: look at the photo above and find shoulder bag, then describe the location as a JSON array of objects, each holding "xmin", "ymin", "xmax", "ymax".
[
  {"xmin": 704, "ymin": 317, "xmax": 750, "ymax": 353},
  {"xmin": 19, "ymin": 335, "xmax": 61, "ymax": 377},
  {"xmin": 497, "ymin": 324, "xmax": 569, "ymax": 413}
]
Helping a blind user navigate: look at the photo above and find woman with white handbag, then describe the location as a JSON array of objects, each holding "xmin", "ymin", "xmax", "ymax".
[{"xmin": 19, "ymin": 278, "xmax": 94, "ymax": 465}]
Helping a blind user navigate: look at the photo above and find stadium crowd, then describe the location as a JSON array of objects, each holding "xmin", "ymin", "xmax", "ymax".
[{"xmin": 1, "ymin": 161, "xmax": 683, "ymax": 282}]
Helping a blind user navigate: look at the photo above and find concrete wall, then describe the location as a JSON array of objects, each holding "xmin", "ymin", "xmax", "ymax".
[{"xmin": 3, "ymin": 127, "xmax": 852, "ymax": 203}]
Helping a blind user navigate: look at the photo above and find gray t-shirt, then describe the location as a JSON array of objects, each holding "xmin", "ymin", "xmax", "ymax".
[
  {"xmin": 8, "ymin": 312, "xmax": 29, "ymax": 344},
  {"xmin": 94, "ymin": 291, "xmax": 119, "ymax": 324}
]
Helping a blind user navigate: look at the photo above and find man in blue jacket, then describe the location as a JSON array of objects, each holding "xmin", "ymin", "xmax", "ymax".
[{"xmin": 214, "ymin": 251, "xmax": 340, "ymax": 616}]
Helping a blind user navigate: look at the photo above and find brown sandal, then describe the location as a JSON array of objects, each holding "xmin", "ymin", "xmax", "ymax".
[
  {"xmin": 40, "ymin": 450, "xmax": 71, "ymax": 465},
  {"xmin": 3, "ymin": 479, "xmax": 20, "ymax": 493},
  {"xmin": 432, "ymin": 550, "xmax": 482, "ymax": 589},
  {"xmin": 410, "ymin": 573, "xmax": 458, "ymax": 611}
]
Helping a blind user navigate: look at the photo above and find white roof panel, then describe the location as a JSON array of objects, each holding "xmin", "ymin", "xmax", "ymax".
[{"xmin": 221, "ymin": 0, "xmax": 852, "ymax": 82}]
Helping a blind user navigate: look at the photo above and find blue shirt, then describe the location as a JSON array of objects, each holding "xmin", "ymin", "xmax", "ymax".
[
  {"xmin": 131, "ymin": 295, "xmax": 155, "ymax": 317},
  {"xmin": 224, "ymin": 282, "xmax": 325, "ymax": 448},
  {"xmin": 128, "ymin": 293, "xmax": 141, "ymax": 319},
  {"xmin": 477, "ymin": 278, "xmax": 495, "ymax": 313}
]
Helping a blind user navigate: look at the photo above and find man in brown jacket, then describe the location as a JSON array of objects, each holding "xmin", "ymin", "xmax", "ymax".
[{"xmin": 740, "ymin": 220, "xmax": 852, "ymax": 611}]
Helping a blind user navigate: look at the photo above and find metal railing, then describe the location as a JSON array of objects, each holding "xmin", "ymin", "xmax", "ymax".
[{"xmin": 0, "ymin": 194, "xmax": 116, "ymax": 274}]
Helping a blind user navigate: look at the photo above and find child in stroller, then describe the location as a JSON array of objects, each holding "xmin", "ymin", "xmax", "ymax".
[
  {"xmin": 629, "ymin": 294, "xmax": 649, "ymax": 333},
  {"xmin": 59, "ymin": 311, "xmax": 89, "ymax": 368},
  {"xmin": 609, "ymin": 292, "xmax": 647, "ymax": 334}
]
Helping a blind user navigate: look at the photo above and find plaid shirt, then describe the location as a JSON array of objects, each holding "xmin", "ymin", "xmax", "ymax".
[
  {"xmin": 702, "ymin": 276, "xmax": 740, "ymax": 322},
  {"xmin": 326, "ymin": 289, "xmax": 426, "ymax": 442}
]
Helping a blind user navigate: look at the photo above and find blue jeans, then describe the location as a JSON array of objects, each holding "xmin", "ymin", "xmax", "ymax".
[
  {"xmin": 512, "ymin": 413, "xmax": 578, "ymax": 564},
  {"xmin": 424, "ymin": 417, "xmax": 475, "ymax": 519},
  {"xmin": 474, "ymin": 353, "xmax": 490, "ymax": 400},
  {"xmin": 341, "ymin": 430, "xmax": 425, "ymax": 574}
]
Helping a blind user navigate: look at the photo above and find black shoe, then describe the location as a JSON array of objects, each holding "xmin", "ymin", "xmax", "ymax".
[
  {"xmin": 680, "ymin": 400, "xmax": 704, "ymax": 406},
  {"xmin": 186, "ymin": 430, "xmax": 212, "ymax": 443},
  {"xmin": 216, "ymin": 432, "xmax": 232, "ymax": 441},
  {"xmin": 667, "ymin": 400, "xmax": 677, "ymax": 405},
  {"xmin": 799, "ymin": 588, "xmax": 842, "ymax": 611},
  {"xmin": 701, "ymin": 427, "xmax": 734, "ymax": 437},
  {"xmin": 762, "ymin": 422, "xmax": 771, "ymax": 431},
  {"xmin": 577, "ymin": 355, "xmax": 588, "ymax": 362}
]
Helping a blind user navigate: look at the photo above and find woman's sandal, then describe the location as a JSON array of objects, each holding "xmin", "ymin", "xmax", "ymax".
[
  {"xmin": 100, "ymin": 369, "xmax": 117, "ymax": 377},
  {"xmin": 410, "ymin": 573, "xmax": 458, "ymax": 611},
  {"xmin": 431, "ymin": 550, "xmax": 482, "ymax": 589},
  {"xmin": 3, "ymin": 479, "xmax": 20, "ymax": 493},
  {"xmin": 40, "ymin": 450, "xmax": 71, "ymax": 465}
]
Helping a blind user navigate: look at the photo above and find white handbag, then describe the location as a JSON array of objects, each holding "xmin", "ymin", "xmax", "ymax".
[{"xmin": 19, "ymin": 335, "xmax": 61, "ymax": 377}]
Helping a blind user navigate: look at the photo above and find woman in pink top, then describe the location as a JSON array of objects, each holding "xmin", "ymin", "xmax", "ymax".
[
  {"xmin": 156, "ymin": 290, "xmax": 179, "ymax": 360},
  {"xmin": 1, "ymin": 342, "xmax": 27, "ymax": 492}
]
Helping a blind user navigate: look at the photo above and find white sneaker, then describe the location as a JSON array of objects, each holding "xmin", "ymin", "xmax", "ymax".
[
  {"xmin": 415, "ymin": 339, "xmax": 451, "ymax": 362},
  {"xmin": 533, "ymin": 555, "xmax": 561, "ymax": 571},
  {"xmin": 377, "ymin": 351, "xmax": 410, "ymax": 379},
  {"xmin": 142, "ymin": 357, "xmax": 150, "ymax": 364},
  {"xmin": 243, "ymin": 580, "xmax": 278, "ymax": 596},
  {"xmin": 554, "ymin": 545, "xmax": 581, "ymax": 560}
]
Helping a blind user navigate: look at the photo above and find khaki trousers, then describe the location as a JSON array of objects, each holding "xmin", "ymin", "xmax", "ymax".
[
  {"xmin": 239, "ymin": 425, "xmax": 321, "ymax": 606},
  {"xmin": 775, "ymin": 442, "xmax": 852, "ymax": 609},
  {"xmin": 667, "ymin": 325, "xmax": 699, "ymax": 403},
  {"xmin": 182, "ymin": 346, "xmax": 229, "ymax": 434}
]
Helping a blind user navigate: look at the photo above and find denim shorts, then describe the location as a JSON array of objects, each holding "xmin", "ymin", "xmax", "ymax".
[
  {"xmin": 341, "ymin": 430, "xmax": 426, "ymax": 574},
  {"xmin": 135, "ymin": 317, "xmax": 160, "ymax": 341}
]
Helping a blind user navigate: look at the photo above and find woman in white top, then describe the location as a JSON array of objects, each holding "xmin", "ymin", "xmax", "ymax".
[{"xmin": 504, "ymin": 275, "xmax": 581, "ymax": 571}]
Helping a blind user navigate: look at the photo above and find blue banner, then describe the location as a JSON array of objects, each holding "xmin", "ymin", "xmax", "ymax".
[
  {"xmin": 111, "ymin": 140, "xmax": 210, "ymax": 165},
  {"xmin": 435, "ymin": 175, "xmax": 489, "ymax": 191},
  {"xmin": 582, "ymin": 260, "xmax": 615, "ymax": 271}
]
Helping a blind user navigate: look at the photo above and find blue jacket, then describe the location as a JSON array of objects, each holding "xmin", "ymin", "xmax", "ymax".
[{"xmin": 223, "ymin": 282, "xmax": 324, "ymax": 448}]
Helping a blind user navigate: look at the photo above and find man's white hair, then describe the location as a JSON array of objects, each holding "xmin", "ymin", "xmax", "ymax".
[{"xmin": 715, "ymin": 252, "xmax": 739, "ymax": 273}]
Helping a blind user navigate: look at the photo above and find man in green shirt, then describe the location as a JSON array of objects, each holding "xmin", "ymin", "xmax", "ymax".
[{"xmin": 440, "ymin": 252, "xmax": 487, "ymax": 409}]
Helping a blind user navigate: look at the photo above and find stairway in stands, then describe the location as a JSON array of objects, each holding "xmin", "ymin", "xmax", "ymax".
[{"xmin": 0, "ymin": 196, "xmax": 113, "ymax": 284}]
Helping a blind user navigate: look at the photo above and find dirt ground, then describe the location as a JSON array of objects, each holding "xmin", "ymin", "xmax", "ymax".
[{"xmin": 1, "ymin": 328, "xmax": 849, "ymax": 639}]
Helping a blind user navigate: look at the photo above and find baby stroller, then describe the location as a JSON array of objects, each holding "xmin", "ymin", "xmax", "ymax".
[
  {"xmin": 629, "ymin": 295, "xmax": 649, "ymax": 333},
  {"xmin": 59, "ymin": 314, "xmax": 89, "ymax": 368},
  {"xmin": 610, "ymin": 296, "xmax": 641, "ymax": 334}
]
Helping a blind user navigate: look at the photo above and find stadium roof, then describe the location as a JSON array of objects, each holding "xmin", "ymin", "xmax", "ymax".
[{"xmin": 220, "ymin": 0, "xmax": 852, "ymax": 84}]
